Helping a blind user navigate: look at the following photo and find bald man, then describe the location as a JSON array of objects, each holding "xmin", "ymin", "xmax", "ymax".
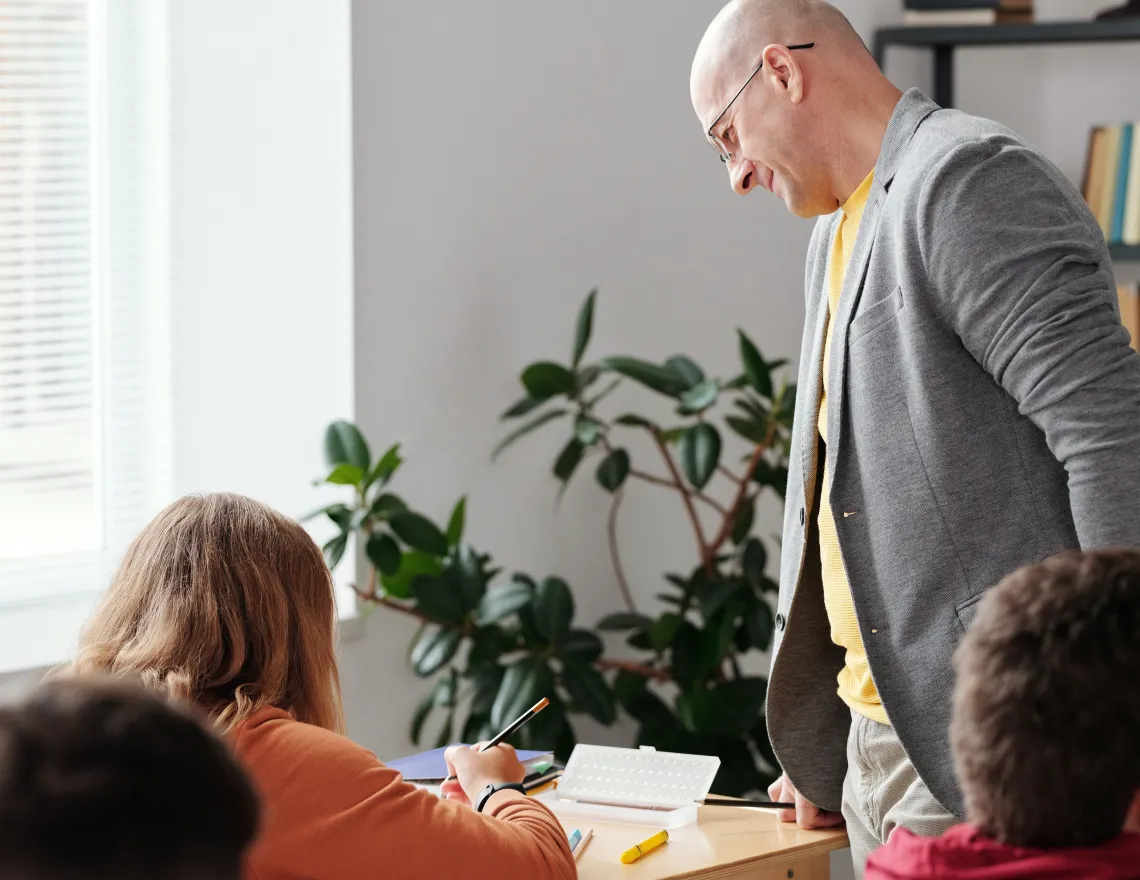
[{"xmin": 690, "ymin": 1, "xmax": 1140, "ymax": 876}]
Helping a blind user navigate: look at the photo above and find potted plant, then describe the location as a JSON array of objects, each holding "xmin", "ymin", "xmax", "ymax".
[{"xmin": 310, "ymin": 290, "xmax": 795, "ymax": 796}]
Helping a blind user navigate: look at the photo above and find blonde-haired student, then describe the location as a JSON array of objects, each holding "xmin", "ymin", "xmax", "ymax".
[{"xmin": 70, "ymin": 492, "xmax": 575, "ymax": 880}]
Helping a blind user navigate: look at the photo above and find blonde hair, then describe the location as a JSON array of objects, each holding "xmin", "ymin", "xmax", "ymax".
[{"xmin": 71, "ymin": 493, "xmax": 345, "ymax": 735}]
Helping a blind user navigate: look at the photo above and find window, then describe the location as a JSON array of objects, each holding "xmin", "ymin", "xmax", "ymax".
[{"xmin": 0, "ymin": 0, "xmax": 170, "ymax": 670}]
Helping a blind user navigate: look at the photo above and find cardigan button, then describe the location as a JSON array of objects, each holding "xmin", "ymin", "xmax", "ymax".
[
  {"xmin": 799, "ymin": 507, "xmax": 805, "ymax": 526},
  {"xmin": 775, "ymin": 613, "xmax": 786, "ymax": 632}
]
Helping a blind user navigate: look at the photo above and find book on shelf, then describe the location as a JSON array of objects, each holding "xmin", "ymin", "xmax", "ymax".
[
  {"xmin": 904, "ymin": 0, "xmax": 1032, "ymax": 7},
  {"xmin": 1084, "ymin": 128, "xmax": 1108, "ymax": 230},
  {"xmin": 903, "ymin": 9, "xmax": 1034, "ymax": 25},
  {"xmin": 1113, "ymin": 125, "xmax": 1134, "ymax": 244},
  {"xmin": 1126, "ymin": 126, "xmax": 1140, "ymax": 245},
  {"xmin": 902, "ymin": 0, "xmax": 1033, "ymax": 25},
  {"xmin": 1118, "ymin": 282, "xmax": 1140, "ymax": 352},
  {"xmin": 1081, "ymin": 123, "xmax": 1140, "ymax": 247},
  {"xmin": 1102, "ymin": 125, "xmax": 1122, "ymax": 240}
]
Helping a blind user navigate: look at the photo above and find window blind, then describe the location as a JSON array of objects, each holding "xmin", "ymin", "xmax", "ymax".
[
  {"xmin": 0, "ymin": 0, "xmax": 170, "ymax": 617},
  {"xmin": 0, "ymin": 0, "xmax": 98, "ymax": 563}
]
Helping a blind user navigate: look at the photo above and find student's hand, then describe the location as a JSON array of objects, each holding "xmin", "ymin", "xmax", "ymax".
[
  {"xmin": 441, "ymin": 742, "xmax": 526, "ymax": 808},
  {"xmin": 768, "ymin": 773, "xmax": 846, "ymax": 829}
]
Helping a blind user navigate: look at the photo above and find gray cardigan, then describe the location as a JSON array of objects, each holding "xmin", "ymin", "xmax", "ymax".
[{"xmin": 766, "ymin": 88, "xmax": 1140, "ymax": 817}]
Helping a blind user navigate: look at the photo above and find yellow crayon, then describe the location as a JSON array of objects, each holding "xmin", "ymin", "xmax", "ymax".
[{"xmin": 620, "ymin": 829, "xmax": 668, "ymax": 864}]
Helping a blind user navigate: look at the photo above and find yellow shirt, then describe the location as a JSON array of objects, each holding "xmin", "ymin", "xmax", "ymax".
[{"xmin": 817, "ymin": 169, "xmax": 889, "ymax": 724}]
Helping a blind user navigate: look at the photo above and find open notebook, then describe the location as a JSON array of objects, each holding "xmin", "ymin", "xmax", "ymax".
[{"xmin": 387, "ymin": 745, "xmax": 555, "ymax": 785}]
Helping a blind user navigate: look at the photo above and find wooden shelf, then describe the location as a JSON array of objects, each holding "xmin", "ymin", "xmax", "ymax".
[
  {"xmin": 1110, "ymin": 244, "xmax": 1140, "ymax": 262},
  {"xmin": 873, "ymin": 19, "xmax": 1140, "ymax": 107}
]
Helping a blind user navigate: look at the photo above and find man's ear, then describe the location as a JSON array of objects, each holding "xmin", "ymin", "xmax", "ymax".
[
  {"xmin": 1124, "ymin": 790, "xmax": 1140, "ymax": 834},
  {"xmin": 761, "ymin": 45, "xmax": 804, "ymax": 104}
]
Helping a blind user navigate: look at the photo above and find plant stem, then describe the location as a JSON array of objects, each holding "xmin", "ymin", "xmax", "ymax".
[
  {"xmin": 630, "ymin": 468, "xmax": 679, "ymax": 490},
  {"xmin": 597, "ymin": 427, "xmax": 715, "ymax": 606},
  {"xmin": 629, "ymin": 468, "xmax": 727, "ymax": 515},
  {"xmin": 717, "ymin": 464, "xmax": 742, "ymax": 483},
  {"xmin": 649, "ymin": 429, "xmax": 711, "ymax": 569},
  {"xmin": 607, "ymin": 488, "xmax": 639, "ymax": 614},
  {"xmin": 598, "ymin": 430, "xmax": 722, "ymax": 514},
  {"xmin": 697, "ymin": 495, "xmax": 728, "ymax": 516},
  {"xmin": 351, "ymin": 581, "xmax": 474, "ymax": 636},
  {"xmin": 595, "ymin": 658, "xmax": 671, "ymax": 683},
  {"xmin": 707, "ymin": 431, "xmax": 773, "ymax": 556}
]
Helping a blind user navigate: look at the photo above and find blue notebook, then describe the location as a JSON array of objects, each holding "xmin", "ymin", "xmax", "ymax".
[{"xmin": 387, "ymin": 745, "xmax": 553, "ymax": 783}]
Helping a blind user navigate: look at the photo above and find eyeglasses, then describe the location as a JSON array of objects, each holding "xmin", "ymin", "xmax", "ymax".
[{"xmin": 706, "ymin": 43, "xmax": 815, "ymax": 163}]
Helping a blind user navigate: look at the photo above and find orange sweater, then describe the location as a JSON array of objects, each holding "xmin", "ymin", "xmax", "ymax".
[{"xmin": 231, "ymin": 708, "xmax": 576, "ymax": 880}]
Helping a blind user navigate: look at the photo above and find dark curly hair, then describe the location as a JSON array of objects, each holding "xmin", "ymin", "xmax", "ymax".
[
  {"xmin": 951, "ymin": 548, "xmax": 1140, "ymax": 848},
  {"xmin": 0, "ymin": 676, "xmax": 260, "ymax": 879}
]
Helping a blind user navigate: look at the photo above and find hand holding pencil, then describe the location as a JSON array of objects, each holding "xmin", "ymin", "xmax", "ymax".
[
  {"xmin": 441, "ymin": 742, "xmax": 526, "ymax": 805},
  {"xmin": 441, "ymin": 698, "xmax": 550, "ymax": 806}
]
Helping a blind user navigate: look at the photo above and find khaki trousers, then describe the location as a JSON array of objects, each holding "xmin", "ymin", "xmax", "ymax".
[{"xmin": 841, "ymin": 709, "xmax": 958, "ymax": 879}]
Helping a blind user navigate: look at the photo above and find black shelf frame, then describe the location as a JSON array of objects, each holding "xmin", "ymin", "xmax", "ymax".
[
  {"xmin": 873, "ymin": 19, "xmax": 1140, "ymax": 109},
  {"xmin": 1110, "ymin": 244, "xmax": 1140, "ymax": 262}
]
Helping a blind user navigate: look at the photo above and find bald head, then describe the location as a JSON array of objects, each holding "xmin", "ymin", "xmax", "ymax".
[
  {"xmin": 690, "ymin": 0, "xmax": 867, "ymax": 124},
  {"xmin": 689, "ymin": 0, "xmax": 902, "ymax": 216}
]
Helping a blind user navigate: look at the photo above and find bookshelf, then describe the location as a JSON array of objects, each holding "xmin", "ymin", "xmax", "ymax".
[
  {"xmin": 874, "ymin": 19, "xmax": 1140, "ymax": 263},
  {"xmin": 873, "ymin": 19, "xmax": 1140, "ymax": 109}
]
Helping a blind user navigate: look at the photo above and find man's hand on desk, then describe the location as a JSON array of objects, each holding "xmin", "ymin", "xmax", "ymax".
[{"xmin": 768, "ymin": 773, "xmax": 846, "ymax": 829}]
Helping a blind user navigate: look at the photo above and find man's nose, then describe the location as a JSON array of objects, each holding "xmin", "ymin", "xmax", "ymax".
[{"xmin": 730, "ymin": 158, "xmax": 756, "ymax": 196}]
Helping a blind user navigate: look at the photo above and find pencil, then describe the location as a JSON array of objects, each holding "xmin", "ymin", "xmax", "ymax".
[
  {"xmin": 483, "ymin": 697, "xmax": 549, "ymax": 749},
  {"xmin": 443, "ymin": 697, "xmax": 550, "ymax": 782},
  {"xmin": 702, "ymin": 797, "xmax": 796, "ymax": 809}
]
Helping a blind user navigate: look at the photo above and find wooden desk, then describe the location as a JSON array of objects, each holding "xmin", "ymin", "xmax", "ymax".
[{"xmin": 561, "ymin": 806, "xmax": 848, "ymax": 880}]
